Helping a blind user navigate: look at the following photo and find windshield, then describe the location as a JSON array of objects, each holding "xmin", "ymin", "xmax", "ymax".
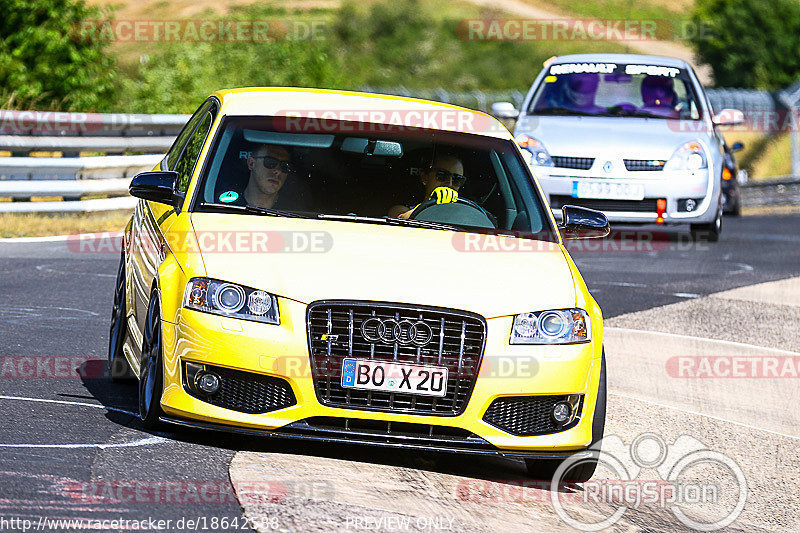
[
  {"xmin": 527, "ymin": 62, "xmax": 703, "ymax": 120},
  {"xmin": 192, "ymin": 116, "xmax": 555, "ymax": 240}
]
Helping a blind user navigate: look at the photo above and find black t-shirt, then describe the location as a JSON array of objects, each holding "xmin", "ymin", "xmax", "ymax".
[{"xmin": 214, "ymin": 186, "xmax": 310, "ymax": 211}]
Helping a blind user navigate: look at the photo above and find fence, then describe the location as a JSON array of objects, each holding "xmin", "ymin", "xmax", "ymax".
[
  {"xmin": 0, "ymin": 111, "xmax": 186, "ymax": 213},
  {"xmin": 359, "ymin": 86, "xmax": 779, "ymax": 118}
]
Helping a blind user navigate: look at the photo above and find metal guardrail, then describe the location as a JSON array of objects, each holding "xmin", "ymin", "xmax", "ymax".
[
  {"xmin": 0, "ymin": 154, "xmax": 161, "ymax": 180},
  {"xmin": 0, "ymin": 135, "xmax": 174, "ymax": 153},
  {"xmin": 0, "ymin": 111, "xmax": 189, "ymax": 136},
  {"xmin": 741, "ymin": 177, "xmax": 800, "ymax": 208},
  {"xmin": 0, "ymin": 196, "xmax": 137, "ymax": 213},
  {"xmin": 360, "ymin": 86, "xmax": 778, "ymax": 118},
  {"xmin": 0, "ymin": 178, "xmax": 131, "ymax": 199},
  {"xmin": 0, "ymin": 111, "xmax": 184, "ymax": 213}
]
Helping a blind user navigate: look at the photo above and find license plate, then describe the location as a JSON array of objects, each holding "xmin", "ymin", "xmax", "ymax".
[
  {"xmin": 572, "ymin": 180, "xmax": 645, "ymax": 200},
  {"xmin": 340, "ymin": 358, "xmax": 448, "ymax": 397}
]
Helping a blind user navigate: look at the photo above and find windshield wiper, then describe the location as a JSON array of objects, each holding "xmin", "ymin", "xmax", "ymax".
[
  {"xmin": 316, "ymin": 213, "xmax": 461, "ymax": 232},
  {"xmin": 383, "ymin": 217, "xmax": 462, "ymax": 232},
  {"xmin": 199, "ymin": 202, "xmax": 307, "ymax": 218}
]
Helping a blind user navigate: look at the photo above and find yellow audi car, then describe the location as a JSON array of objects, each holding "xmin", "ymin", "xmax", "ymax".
[{"xmin": 109, "ymin": 88, "xmax": 609, "ymax": 481}]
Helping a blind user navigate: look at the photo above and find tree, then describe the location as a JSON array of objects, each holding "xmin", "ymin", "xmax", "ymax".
[
  {"xmin": 690, "ymin": 0, "xmax": 800, "ymax": 89},
  {"xmin": 0, "ymin": 0, "xmax": 116, "ymax": 110}
]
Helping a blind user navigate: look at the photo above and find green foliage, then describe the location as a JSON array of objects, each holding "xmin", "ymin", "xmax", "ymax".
[
  {"xmin": 691, "ymin": 0, "xmax": 800, "ymax": 89},
  {"xmin": 329, "ymin": 0, "xmax": 620, "ymax": 90},
  {"xmin": 115, "ymin": 0, "xmax": 626, "ymax": 113},
  {"xmin": 0, "ymin": 0, "xmax": 116, "ymax": 110},
  {"xmin": 116, "ymin": 6, "xmax": 344, "ymax": 113}
]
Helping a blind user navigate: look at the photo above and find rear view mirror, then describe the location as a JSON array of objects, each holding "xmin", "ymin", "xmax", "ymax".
[
  {"xmin": 558, "ymin": 205, "xmax": 610, "ymax": 239},
  {"xmin": 340, "ymin": 138, "xmax": 403, "ymax": 157},
  {"xmin": 490, "ymin": 102, "xmax": 519, "ymax": 119},
  {"xmin": 129, "ymin": 171, "xmax": 181, "ymax": 207}
]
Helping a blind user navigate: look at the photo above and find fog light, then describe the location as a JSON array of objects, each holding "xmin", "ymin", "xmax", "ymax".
[
  {"xmin": 552, "ymin": 401, "xmax": 572, "ymax": 424},
  {"xmin": 195, "ymin": 372, "xmax": 221, "ymax": 394},
  {"xmin": 685, "ymin": 199, "xmax": 696, "ymax": 212}
]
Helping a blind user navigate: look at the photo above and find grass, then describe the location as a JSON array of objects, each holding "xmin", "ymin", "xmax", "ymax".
[
  {"xmin": 748, "ymin": 133, "xmax": 793, "ymax": 178},
  {"xmin": 0, "ymin": 210, "xmax": 132, "ymax": 238},
  {"xmin": 720, "ymin": 129, "xmax": 794, "ymax": 180}
]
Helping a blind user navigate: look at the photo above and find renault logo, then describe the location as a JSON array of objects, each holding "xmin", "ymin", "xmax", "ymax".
[
  {"xmin": 360, "ymin": 318, "xmax": 434, "ymax": 346},
  {"xmin": 603, "ymin": 161, "xmax": 614, "ymax": 173}
]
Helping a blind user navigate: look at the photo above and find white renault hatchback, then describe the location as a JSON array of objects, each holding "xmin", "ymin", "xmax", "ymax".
[{"xmin": 493, "ymin": 54, "xmax": 744, "ymax": 242}]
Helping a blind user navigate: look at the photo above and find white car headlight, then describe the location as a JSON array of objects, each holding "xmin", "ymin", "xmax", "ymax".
[
  {"xmin": 664, "ymin": 140, "xmax": 707, "ymax": 171},
  {"xmin": 516, "ymin": 135, "xmax": 554, "ymax": 167},
  {"xmin": 183, "ymin": 278, "xmax": 280, "ymax": 325},
  {"xmin": 510, "ymin": 308, "xmax": 590, "ymax": 344}
]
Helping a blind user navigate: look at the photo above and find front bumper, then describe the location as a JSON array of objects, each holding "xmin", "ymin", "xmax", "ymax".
[
  {"xmin": 159, "ymin": 300, "xmax": 604, "ymax": 454},
  {"xmin": 535, "ymin": 167, "xmax": 718, "ymax": 225}
]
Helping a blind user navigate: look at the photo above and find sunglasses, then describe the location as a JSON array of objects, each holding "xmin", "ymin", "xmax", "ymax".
[
  {"xmin": 431, "ymin": 167, "xmax": 466, "ymax": 187},
  {"xmin": 255, "ymin": 155, "xmax": 295, "ymax": 174}
]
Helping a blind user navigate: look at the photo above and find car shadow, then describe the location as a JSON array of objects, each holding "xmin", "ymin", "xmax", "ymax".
[{"xmin": 76, "ymin": 359, "xmax": 583, "ymax": 495}]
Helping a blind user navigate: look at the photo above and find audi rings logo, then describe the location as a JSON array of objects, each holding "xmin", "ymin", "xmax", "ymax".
[{"xmin": 360, "ymin": 318, "xmax": 434, "ymax": 346}]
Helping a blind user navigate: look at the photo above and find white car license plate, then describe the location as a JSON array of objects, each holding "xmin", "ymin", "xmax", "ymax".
[
  {"xmin": 340, "ymin": 358, "xmax": 448, "ymax": 397},
  {"xmin": 572, "ymin": 180, "xmax": 645, "ymax": 200}
]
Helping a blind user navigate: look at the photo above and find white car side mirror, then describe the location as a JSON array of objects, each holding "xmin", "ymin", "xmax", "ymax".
[
  {"xmin": 712, "ymin": 108, "xmax": 745, "ymax": 126},
  {"xmin": 491, "ymin": 102, "xmax": 519, "ymax": 119}
]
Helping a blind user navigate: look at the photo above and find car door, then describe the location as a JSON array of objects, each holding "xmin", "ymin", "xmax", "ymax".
[{"xmin": 129, "ymin": 100, "xmax": 218, "ymax": 348}]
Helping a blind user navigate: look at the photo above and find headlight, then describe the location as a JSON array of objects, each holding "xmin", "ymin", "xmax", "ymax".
[
  {"xmin": 664, "ymin": 141, "xmax": 707, "ymax": 171},
  {"xmin": 510, "ymin": 308, "xmax": 590, "ymax": 344},
  {"xmin": 516, "ymin": 135, "xmax": 554, "ymax": 167},
  {"xmin": 183, "ymin": 278, "xmax": 280, "ymax": 325}
]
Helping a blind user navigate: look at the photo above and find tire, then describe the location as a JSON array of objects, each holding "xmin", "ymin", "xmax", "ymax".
[
  {"xmin": 525, "ymin": 352, "xmax": 607, "ymax": 483},
  {"xmin": 139, "ymin": 292, "xmax": 165, "ymax": 429},
  {"xmin": 690, "ymin": 206, "xmax": 722, "ymax": 243},
  {"xmin": 108, "ymin": 251, "xmax": 134, "ymax": 382}
]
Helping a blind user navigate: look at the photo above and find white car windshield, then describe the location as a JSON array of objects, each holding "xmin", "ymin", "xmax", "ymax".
[
  {"xmin": 193, "ymin": 116, "xmax": 555, "ymax": 240},
  {"xmin": 527, "ymin": 63, "xmax": 703, "ymax": 120}
]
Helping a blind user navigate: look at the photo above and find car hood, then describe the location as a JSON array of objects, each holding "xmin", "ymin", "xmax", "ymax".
[
  {"xmin": 189, "ymin": 213, "xmax": 576, "ymax": 318},
  {"xmin": 514, "ymin": 115, "xmax": 712, "ymax": 160}
]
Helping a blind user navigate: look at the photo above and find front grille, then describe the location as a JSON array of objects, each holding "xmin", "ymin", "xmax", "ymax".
[
  {"xmin": 551, "ymin": 195, "xmax": 658, "ymax": 213},
  {"xmin": 307, "ymin": 301, "xmax": 487, "ymax": 416},
  {"xmin": 184, "ymin": 363, "xmax": 296, "ymax": 415},
  {"xmin": 624, "ymin": 159, "xmax": 665, "ymax": 171},
  {"xmin": 552, "ymin": 156, "xmax": 595, "ymax": 170},
  {"xmin": 483, "ymin": 395, "xmax": 582, "ymax": 436}
]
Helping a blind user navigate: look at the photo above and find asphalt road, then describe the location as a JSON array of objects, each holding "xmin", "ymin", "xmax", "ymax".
[{"xmin": 0, "ymin": 214, "xmax": 798, "ymax": 532}]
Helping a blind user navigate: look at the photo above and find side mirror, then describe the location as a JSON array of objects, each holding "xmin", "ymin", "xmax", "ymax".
[
  {"xmin": 712, "ymin": 109, "xmax": 744, "ymax": 126},
  {"xmin": 558, "ymin": 205, "xmax": 610, "ymax": 239},
  {"xmin": 731, "ymin": 141, "xmax": 744, "ymax": 152},
  {"xmin": 129, "ymin": 171, "xmax": 181, "ymax": 207},
  {"xmin": 490, "ymin": 102, "xmax": 519, "ymax": 119}
]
